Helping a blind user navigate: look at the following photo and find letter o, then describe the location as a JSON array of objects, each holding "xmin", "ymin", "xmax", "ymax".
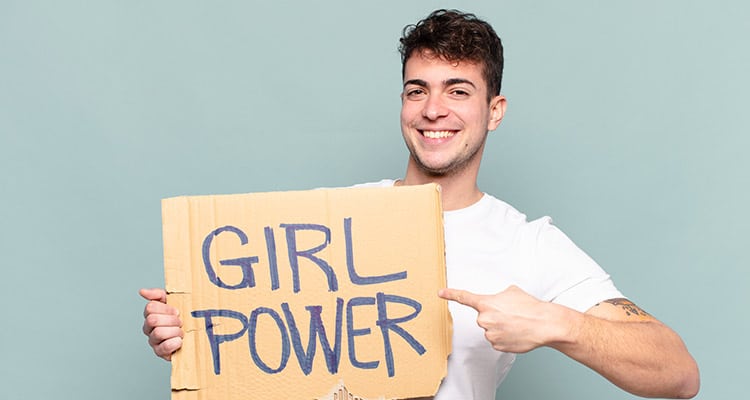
[{"xmin": 248, "ymin": 307, "xmax": 290, "ymax": 374}]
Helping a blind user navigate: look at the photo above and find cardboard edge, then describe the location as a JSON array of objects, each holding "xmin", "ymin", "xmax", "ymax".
[
  {"xmin": 431, "ymin": 183, "xmax": 453, "ymax": 393},
  {"xmin": 162, "ymin": 197, "xmax": 200, "ymax": 391}
]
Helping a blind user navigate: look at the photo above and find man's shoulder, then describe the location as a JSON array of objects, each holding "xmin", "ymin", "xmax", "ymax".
[
  {"xmin": 477, "ymin": 194, "xmax": 530, "ymax": 224},
  {"xmin": 474, "ymin": 194, "xmax": 562, "ymax": 238}
]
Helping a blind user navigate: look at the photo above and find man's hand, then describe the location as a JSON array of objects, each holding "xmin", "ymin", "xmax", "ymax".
[
  {"xmin": 140, "ymin": 288, "xmax": 183, "ymax": 361},
  {"xmin": 438, "ymin": 285, "xmax": 578, "ymax": 353}
]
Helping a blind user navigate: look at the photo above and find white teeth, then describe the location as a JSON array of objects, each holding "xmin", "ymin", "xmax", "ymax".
[{"xmin": 422, "ymin": 130, "xmax": 455, "ymax": 139}]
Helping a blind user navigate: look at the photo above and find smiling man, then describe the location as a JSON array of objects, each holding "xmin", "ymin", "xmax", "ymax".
[{"xmin": 142, "ymin": 9, "xmax": 699, "ymax": 400}]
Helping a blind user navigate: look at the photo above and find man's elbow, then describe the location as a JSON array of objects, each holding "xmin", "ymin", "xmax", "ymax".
[
  {"xmin": 673, "ymin": 358, "xmax": 700, "ymax": 399},
  {"xmin": 638, "ymin": 352, "xmax": 700, "ymax": 399}
]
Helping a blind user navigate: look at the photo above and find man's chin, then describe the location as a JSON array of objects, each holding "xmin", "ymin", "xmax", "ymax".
[{"xmin": 414, "ymin": 159, "xmax": 459, "ymax": 177}]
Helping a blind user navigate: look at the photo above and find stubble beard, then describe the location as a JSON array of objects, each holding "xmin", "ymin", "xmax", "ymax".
[{"xmin": 406, "ymin": 133, "xmax": 488, "ymax": 178}]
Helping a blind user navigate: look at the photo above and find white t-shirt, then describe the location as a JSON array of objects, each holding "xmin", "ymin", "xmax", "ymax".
[{"xmin": 355, "ymin": 180, "xmax": 623, "ymax": 400}]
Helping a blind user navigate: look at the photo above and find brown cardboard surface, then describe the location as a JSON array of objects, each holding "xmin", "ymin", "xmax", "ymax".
[{"xmin": 162, "ymin": 184, "xmax": 451, "ymax": 400}]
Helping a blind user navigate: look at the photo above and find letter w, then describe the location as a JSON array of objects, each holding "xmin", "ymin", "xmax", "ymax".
[{"xmin": 281, "ymin": 299, "xmax": 344, "ymax": 375}]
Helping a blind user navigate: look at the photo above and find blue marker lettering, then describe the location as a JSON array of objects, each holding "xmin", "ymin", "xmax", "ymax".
[
  {"xmin": 344, "ymin": 218, "xmax": 407, "ymax": 285},
  {"xmin": 346, "ymin": 296, "xmax": 379, "ymax": 370},
  {"xmin": 191, "ymin": 309, "xmax": 249, "ymax": 375},
  {"xmin": 248, "ymin": 307, "xmax": 290, "ymax": 374},
  {"xmin": 280, "ymin": 223, "xmax": 338, "ymax": 293},
  {"xmin": 202, "ymin": 226, "xmax": 259, "ymax": 289},
  {"xmin": 282, "ymin": 299, "xmax": 344, "ymax": 375},
  {"xmin": 375, "ymin": 292, "xmax": 426, "ymax": 377}
]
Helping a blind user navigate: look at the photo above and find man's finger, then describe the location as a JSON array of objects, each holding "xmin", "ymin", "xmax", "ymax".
[
  {"xmin": 143, "ymin": 300, "xmax": 179, "ymax": 318},
  {"xmin": 143, "ymin": 312, "xmax": 182, "ymax": 335},
  {"xmin": 438, "ymin": 288, "xmax": 482, "ymax": 309},
  {"xmin": 154, "ymin": 336, "xmax": 183, "ymax": 360},
  {"xmin": 148, "ymin": 326, "xmax": 184, "ymax": 346},
  {"xmin": 139, "ymin": 288, "xmax": 167, "ymax": 303}
]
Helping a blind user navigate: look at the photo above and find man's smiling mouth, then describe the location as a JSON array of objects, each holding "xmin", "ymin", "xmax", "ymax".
[{"xmin": 421, "ymin": 130, "xmax": 457, "ymax": 139}]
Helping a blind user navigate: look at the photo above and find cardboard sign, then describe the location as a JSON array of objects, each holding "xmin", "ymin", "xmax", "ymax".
[{"xmin": 162, "ymin": 184, "xmax": 451, "ymax": 400}]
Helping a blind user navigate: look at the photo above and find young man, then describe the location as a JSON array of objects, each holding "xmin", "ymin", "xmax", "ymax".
[{"xmin": 141, "ymin": 9, "xmax": 699, "ymax": 399}]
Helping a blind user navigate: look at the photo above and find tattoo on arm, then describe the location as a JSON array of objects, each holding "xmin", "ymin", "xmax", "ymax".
[{"xmin": 596, "ymin": 298, "xmax": 651, "ymax": 317}]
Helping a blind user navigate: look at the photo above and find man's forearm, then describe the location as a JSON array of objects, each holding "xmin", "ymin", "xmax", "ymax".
[{"xmin": 549, "ymin": 308, "xmax": 699, "ymax": 398}]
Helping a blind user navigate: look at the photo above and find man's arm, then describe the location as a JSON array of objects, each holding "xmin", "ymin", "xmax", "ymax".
[{"xmin": 439, "ymin": 286, "xmax": 700, "ymax": 399}]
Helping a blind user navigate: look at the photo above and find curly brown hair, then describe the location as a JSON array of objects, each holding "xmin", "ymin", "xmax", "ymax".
[{"xmin": 399, "ymin": 9, "xmax": 504, "ymax": 101}]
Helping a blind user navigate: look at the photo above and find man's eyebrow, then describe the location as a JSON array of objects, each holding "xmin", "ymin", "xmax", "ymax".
[
  {"xmin": 445, "ymin": 78, "xmax": 476, "ymax": 88},
  {"xmin": 403, "ymin": 79, "xmax": 428, "ymax": 88},
  {"xmin": 403, "ymin": 78, "xmax": 477, "ymax": 88}
]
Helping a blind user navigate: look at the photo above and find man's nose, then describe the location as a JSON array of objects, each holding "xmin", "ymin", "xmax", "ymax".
[{"xmin": 422, "ymin": 94, "xmax": 448, "ymax": 120}]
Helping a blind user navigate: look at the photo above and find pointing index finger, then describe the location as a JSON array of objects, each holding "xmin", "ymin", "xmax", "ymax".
[{"xmin": 439, "ymin": 288, "xmax": 482, "ymax": 310}]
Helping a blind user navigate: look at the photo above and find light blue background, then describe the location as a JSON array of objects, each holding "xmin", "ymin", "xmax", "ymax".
[{"xmin": 1, "ymin": 1, "xmax": 747, "ymax": 399}]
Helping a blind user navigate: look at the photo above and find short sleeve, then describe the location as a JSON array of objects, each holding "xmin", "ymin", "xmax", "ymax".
[{"xmin": 529, "ymin": 217, "xmax": 624, "ymax": 312}]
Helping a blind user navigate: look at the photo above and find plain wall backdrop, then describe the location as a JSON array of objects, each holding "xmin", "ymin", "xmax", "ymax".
[{"xmin": 1, "ymin": 1, "xmax": 747, "ymax": 399}]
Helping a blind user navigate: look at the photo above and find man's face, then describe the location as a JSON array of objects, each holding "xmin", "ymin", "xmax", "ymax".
[{"xmin": 400, "ymin": 52, "xmax": 505, "ymax": 177}]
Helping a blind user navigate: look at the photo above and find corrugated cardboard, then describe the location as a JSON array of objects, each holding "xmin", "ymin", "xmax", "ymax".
[{"xmin": 161, "ymin": 184, "xmax": 451, "ymax": 400}]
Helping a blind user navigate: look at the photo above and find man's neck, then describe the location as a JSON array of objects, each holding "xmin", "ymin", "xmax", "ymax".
[{"xmin": 399, "ymin": 163, "xmax": 483, "ymax": 211}]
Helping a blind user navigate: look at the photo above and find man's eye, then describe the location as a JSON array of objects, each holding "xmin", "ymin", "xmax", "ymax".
[
  {"xmin": 407, "ymin": 89, "xmax": 425, "ymax": 96},
  {"xmin": 451, "ymin": 89, "xmax": 469, "ymax": 96}
]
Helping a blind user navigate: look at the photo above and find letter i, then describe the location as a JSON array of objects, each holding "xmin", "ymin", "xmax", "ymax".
[{"xmin": 264, "ymin": 226, "xmax": 280, "ymax": 290}]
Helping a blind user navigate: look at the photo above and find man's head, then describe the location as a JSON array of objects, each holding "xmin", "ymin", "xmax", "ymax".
[
  {"xmin": 397, "ymin": 10, "xmax": 507, "ymax": 187},
  {"xmin": 399, "ymin": 9, "xmax": 504, "ymax": 102}
]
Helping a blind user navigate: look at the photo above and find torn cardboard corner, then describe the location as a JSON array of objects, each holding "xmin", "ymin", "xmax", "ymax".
[
  {"xmin": 162, "ymin": 184, "xmax": 452, "ymax": 400},
  {"xmin": 317, "ymin": 380, "xmax": 389, "ymax": 400}
]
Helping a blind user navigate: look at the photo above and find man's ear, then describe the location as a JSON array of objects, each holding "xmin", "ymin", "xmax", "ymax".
[{"xmin": 487, "ymin": 95, "xmax": 507, "ymax": 131}]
